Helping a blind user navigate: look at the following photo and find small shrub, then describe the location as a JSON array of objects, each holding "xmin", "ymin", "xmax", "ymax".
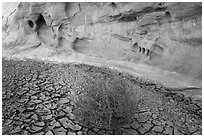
[{"xmin": 73, "ymin": 75, "xmax": 136, "ymax": 131}]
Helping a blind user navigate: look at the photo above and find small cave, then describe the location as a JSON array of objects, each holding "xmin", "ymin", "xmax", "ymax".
[
  {"xmin": 165, "ymin": 11, "xmax": 171, "ymax": 17},
  {"xmin": 165, "ymin": 11, "xmax": 172, "ymax": 23},
  {"xmin": 142, "ymin": 47, "xmax": 146, "ymax": 54},
  {"xmin": 131, "ymin": 43, "xmax": 138, "ymax": 53},
  {"xmin": 132, "ymin": 42, "xmax": 138, "ymax": 49},
  {"xmin": 146, "ymin": 49, "xmax": 150, "ymax": 56},
  {"xmin": 27, "ymin": 20, "xmax": 34, "ymax": 28},
  {"xmin": 109, "ymin": 2, "xmax": 117, "ymax": 9},
  {"xmin": 36, "ymin": 14, "xmax": 46, "ymax": 32},
  {"xmin": 158, "ymin": 2, "xmax": 165, "ymax": 6},
  {"xmin": 34, "ymin": 13, "xmax": 56, "ymax": 45},
  {"xmin": 139, "ymin": 46, "xmax": 142, "ymax": 53}
]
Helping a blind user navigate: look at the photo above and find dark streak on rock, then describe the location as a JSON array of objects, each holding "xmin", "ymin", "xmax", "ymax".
[
  {"xmin": 111, "ymin": 34, "xmax": 132, "ymax": 42},
  {"xmin": 109, "ymin": 6, "xmax": 167, "ymax": 22}
]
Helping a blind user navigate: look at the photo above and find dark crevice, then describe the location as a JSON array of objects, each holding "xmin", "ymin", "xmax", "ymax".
[
  {"xmin": 109, "ymin": 6, "xmax": 167, "ymax": 22},
  {"xmin": 111, "ymin": 34, "xmax": 131, "ymax": 42},
  {"xmin": 36, "ymin": 14, "xmax": 46, "ymax": 32},
  {"xmin": 154, "ymin": 7, "xmax": 166, "ymax": 12},
  {"xmin": 165, "ymin": 11, "xmax": 171, "ymax": 17},
  {"xmin": 142, "ymin": 47, "xmax": 145, "ymax": 54},
  {"xmin": 109, "ymin": 2, "xmax": 117, "ymax": 9},
  {"xmin": 146, "ymin": 49, "xmax": 150, "ymax": 56},
  {"xmin": 27, "ymin": 20, "xmax": 34, "ymax": 28},
  {"xmin": 140, "ymin": 6, "xmax": 167, "ymax": 14},
  {"xmin": 158, "ymin": 2, "xmax": 165, "ymax": 6},
  {"xmin": 165, "ymin": 11, "xmax": 172, "ymax": 23},
  {"xmin": 137, "ymin": 30, "xmax": 148, "ymax": 35},
  {"xmin": 139, "ymin": 47, "xmax": 142, "ymax": 53},
  {"xmin": 8, "ymin": 9, "xmax": 17, "ymax": 18},
  {"xmin": 58, "ymin": 23, "xmax": 64, "ymax": 32},
  {"xmin": 132, "ymin": 43, "xmax": 138, "ymax": 49}
]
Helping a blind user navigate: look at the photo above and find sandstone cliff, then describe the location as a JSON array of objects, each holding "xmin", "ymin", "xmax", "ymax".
[
  {"xmin": 2, "ymin": 2, "xmax": 202, "ymax": 135},
  {"xmin": 2, "ymin": 2, "xmax": 202, "ymax": 97}
]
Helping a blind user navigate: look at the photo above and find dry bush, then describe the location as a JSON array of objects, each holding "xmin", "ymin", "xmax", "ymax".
[{"xmin": 73, "ymin": 74, "xmax": 136, "ymax": 131}]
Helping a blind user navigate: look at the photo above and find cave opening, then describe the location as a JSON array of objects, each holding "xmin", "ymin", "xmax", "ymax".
[
  {"xmin": 139, "ymin": 47, "xmax": 142, "ymax": 53},
  {"xmin": 132, "ymin": 43, "xmax": 138, "ymax": 49},
  {"xmin": 27, "ymin": 20, "xmax": 34, "ymax": 28},
  {"xmin": 142, "ymin": 47, "xmax": 146, "ymax": 54},
  {"xmin": 165, "ymin": 11, "xmax": 171, "ymax": 16},
  {"xmin": 109, "ymin": 2, "xmax": 117, "ymax": 9},
  {"xmin": 36, "ymin": 14, "xmax": 46, "ymax": 31},
  {"xmin": 165, "ymin": 11, "xmax": 172, "ymax": 23},
  {"xmin": 146, "ymin": 49, "xmax": 150, "ymax": 56}
]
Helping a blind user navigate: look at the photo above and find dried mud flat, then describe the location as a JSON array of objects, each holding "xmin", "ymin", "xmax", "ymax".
[{"xmin": 2, "ymin": 58, "xmax": 202, "ymax": 135}]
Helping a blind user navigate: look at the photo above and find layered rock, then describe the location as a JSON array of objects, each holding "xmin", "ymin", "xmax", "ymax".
[{"xmin": 2, "ymin": 2, "xmax": 202, "ymax": 98}]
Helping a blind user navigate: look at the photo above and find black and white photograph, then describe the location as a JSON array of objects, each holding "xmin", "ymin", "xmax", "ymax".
[{"xmin": 1, "ymin": 1, "xmax": 202, "ymax": 135}]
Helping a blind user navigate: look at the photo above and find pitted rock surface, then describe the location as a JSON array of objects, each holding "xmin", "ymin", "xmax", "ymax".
[{"xmin": 2, "ymin": 2, "xmax": 202, "ymax": 94}]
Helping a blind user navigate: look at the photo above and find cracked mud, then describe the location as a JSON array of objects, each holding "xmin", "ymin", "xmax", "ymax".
[{"xmin": 2, "ymin": 58, "xmax": 202, "ymax": 135}]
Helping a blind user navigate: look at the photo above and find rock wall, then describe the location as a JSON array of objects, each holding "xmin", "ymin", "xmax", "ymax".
[{"xmin": 2, "ymin": 2, "xmax": 202, "ymax": 90}]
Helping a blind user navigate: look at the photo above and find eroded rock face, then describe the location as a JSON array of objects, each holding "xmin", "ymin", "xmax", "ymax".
[
  {"xmin": 2, "ymin": 3, "xmax": 202, "ymax": 135},
  {"xmin": 2, "ymin": 2, "xmax": 202, "ymax": 91}
]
